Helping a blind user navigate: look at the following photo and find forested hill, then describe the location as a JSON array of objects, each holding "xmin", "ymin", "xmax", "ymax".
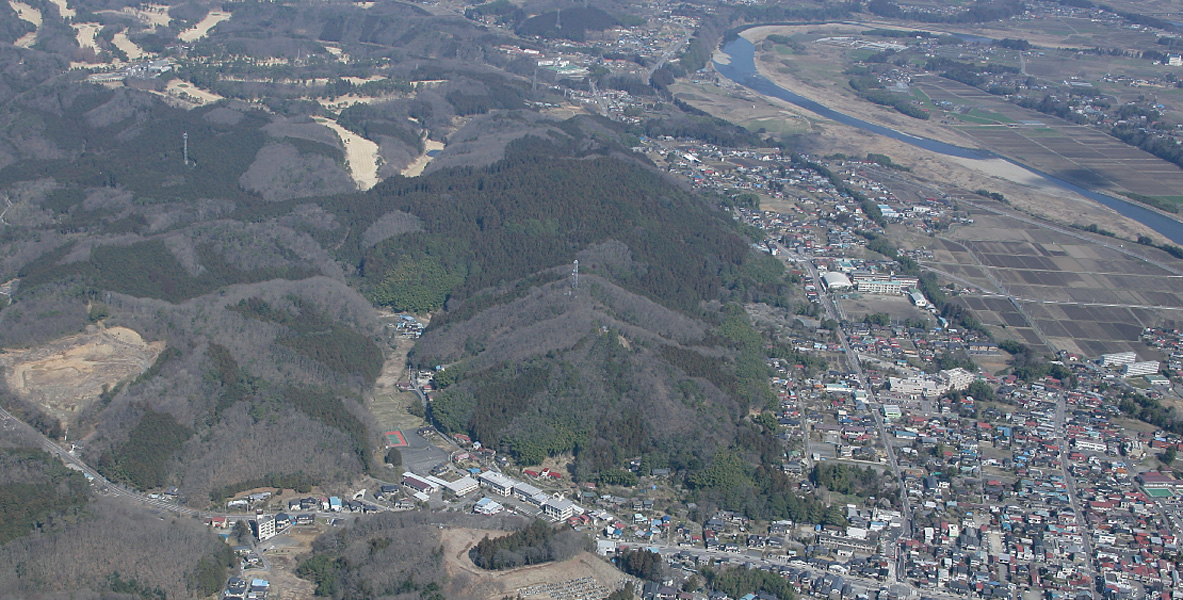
[
  {"xmin": 338, "ymin": 134, "xmax": 752, "ymax": 314},
  {"xmin": 320, "ymin": 132, "xmax": 797, "ymax": 489},
  {"xmin": 0, "ymin": 71, "xmax": 794, "ymax": 511},
  {"xmin": 0, "ymin": 442, "xmax": 233, "ymax": 598}
]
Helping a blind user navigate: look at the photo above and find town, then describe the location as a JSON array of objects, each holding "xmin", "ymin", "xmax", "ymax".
[
  {"xmin": 208, "ymin": 136, "xmax": 1183, "ymax": 600},
  {"xmin": 8, "ymin": 0, "xmax": 1183, "ymax": 599}
]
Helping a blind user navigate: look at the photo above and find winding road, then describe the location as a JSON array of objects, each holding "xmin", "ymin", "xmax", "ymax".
[
  {"xmin": 0, "ymin": 404, "xmax": 403, "ymax": 521},
  {"xmin": 0, "ymin": 404, "xmax": 206, "ymax": 517}
]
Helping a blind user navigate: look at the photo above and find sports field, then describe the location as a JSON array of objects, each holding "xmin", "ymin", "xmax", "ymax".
[{"xmin": 384, "ymin": 430, "xmax": 408, "ymax": 448}]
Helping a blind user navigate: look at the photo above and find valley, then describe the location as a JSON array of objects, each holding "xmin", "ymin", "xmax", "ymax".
[{"xmin": 0, "ymin": 0, "xmax": 1182, "ymax": 599}]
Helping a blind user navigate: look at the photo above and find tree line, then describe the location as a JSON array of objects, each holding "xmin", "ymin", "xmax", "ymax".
[
  {"xmin": 1119, "ymin": 391, "xmax": 1183, "ymax": 435},
  {"xmin": 701, "ymin": 565, "xmax": 797, "ymax": 600},
  {"xmin": 470, "ymin": 519, "xmax": 589, "ymax": 570},
  {"xmin": 811, "ymin": 462, "xmax": 885, "ymax": 498},
  {"xmin": 97, "ymin": 408, "xmax": 191, "ymax": 490},
  {"xmin": 615, "ymin": 549, "xmax": 663, "ymax": 581},
  {"xmin": 794, "ymin": 157, "xmax": 889, "ymax": 227},
  {"xmin": 848, "ymin": 75, "xmax": 931, "ymax": 120},
  {"xmin": 0, "ymin": 448, "xmax": 90, "ymax": 545},
  {"xmin": 867, "ymin": 0, "xmax": 1025, "ymax": 24}
]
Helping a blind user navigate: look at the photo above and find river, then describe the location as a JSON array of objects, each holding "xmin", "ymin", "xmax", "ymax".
[{"xmin": 713, "ymin": 35, "xmax": 1183, "ymax": 244}]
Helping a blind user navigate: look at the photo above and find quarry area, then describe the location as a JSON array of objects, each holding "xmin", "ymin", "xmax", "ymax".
[{"xmin": 0, "ymin": 326, "xmax": 164, "ymax": 424}]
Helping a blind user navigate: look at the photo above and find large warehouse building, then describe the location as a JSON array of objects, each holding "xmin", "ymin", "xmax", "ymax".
[
  {"xmin": 1123, "ymin": 361, "xmax": 1160, "ymax": 377},
  {"xmin": 822, "ymin": 271, "xmax": 852, "ymax": 291}
]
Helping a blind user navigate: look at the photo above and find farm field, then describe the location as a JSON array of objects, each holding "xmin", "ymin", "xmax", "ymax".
[
  {"xmin": 748, "ymin": 25, "xmax": 1183, "ymax": 206},
  {"xmin": 917, "ymin": 76, "xmax": 1183, "ymax": 199},
  {"xmin": 927, "ymin": 212, "xmax": 1183, "ymax": 357}
]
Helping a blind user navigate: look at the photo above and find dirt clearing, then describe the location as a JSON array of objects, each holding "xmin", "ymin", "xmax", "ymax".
[
  {"xmin": 161, "ymin": 79, "xmax": 224, "ymax": 107},
  {"xmin": 259, "ymin": 529, "xmax": 321, "ymax": 600},
  {"xmin": 402, "ymin": 139, "xmax": 446, "ymax": 177},
  {"xmin": 0, "ymin": 326, "xmax": 165, "ymax": 424}
]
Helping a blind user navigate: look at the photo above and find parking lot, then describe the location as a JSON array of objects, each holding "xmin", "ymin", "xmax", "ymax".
[{"xmin": 394, "ymin": 428, "xmax": 451, "ymax": 475}]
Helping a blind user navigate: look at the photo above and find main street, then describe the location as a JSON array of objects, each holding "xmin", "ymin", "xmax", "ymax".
[
  {"xmin": 1054, "ymin": 391, "xmax": 1097, "ymax": 594},
  {"xmin": 775, "ymin": 245, "xmax": 914, "ymax": 585}
]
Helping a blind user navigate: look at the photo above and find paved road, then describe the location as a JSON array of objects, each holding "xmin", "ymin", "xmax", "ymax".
[
  {"xmin": 0, "ymin": 404, "xmax": 407, "ymax": 522},
  {"xmin": 0, "ymin": 404, "xmax": 207, "ymax": 517},
  {"xmin": 775, "ymin": 246, "xmax": 914, "ymax": 583},
  {"xmin": 645, "ymin": 540, "xmax": 966, "ymax": 600},
  {"xmin": 644, "ymin": 27, "xmax": 693, "ymax": 82}
]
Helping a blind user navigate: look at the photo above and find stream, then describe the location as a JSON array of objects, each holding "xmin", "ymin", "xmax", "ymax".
[{"xmin": 713, "ymin": 35, "xmax": 1183, "ymax": 244}]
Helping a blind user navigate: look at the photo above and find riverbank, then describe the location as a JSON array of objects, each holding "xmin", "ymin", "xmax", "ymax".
[
  {"xmin": 800, "ymin": 113, "xmax": 1157, "ymax": 240},
  {"xmin": 719, "ymin": 28, "xmax": 1178, "ymax": 243},
  {"xmin": 741, "ymin": 25, "xmax": 982, "ymax": 149}
]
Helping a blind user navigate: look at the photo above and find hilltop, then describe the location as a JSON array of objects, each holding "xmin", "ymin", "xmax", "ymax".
[{"xmin": 0, "ymin": 0, "xmax": 796, "ymax": 587}]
